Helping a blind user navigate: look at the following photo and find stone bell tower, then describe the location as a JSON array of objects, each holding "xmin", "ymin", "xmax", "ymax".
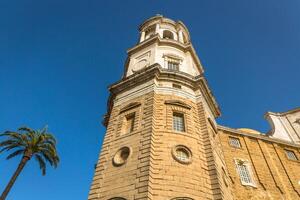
[{"xmin": 88, "ymin": 15, "xmax": 233, "ymax": 200}]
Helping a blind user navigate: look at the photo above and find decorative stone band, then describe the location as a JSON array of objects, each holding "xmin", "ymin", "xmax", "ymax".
[
  {"xmin": 119, "ymin": 102, "xmax": 141, "ymax": 114},
  {"xmin": 219, "ymin": 125, "xmax": 300, "ymax": 148},
  {"xmin": 164, "ymin": 100, "xmax": 192, "ymax": 110},
  {"xmin": 102, "ymin": 64, "xmax": 221, "ymax": 126}
]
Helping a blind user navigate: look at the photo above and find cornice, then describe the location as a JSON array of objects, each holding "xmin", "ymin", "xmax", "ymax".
[
  {"xmin": 110, "ymin": 64, "xmax": 160, "ymax": 94},
  {"xmin": 218, "ymin": 125, "xmax": 300, "ymax": 148},
  {"xmin": 138, "ymin": 15, "xmax": 163, "ymax": 31},
  {"xmin": 265, "ymin": 107, "xmax": 300, "ymax": 117},
  {"xmin": 103, "ymin": 64, "xmax": 220, "ymax": 127},
  {"xmin": 164, "ymin": 100, "xmax": 192, "ymax": 110},
  {"xmin": 138, "ymin": 15, "xmax": 191, "ymax": 39},
  {"xmin": 124, "ymin": 35, "xmax": 204, "ymax": 75},
  {"xmin": 196, "ymin": 76, "xmax": 221, "ymax": 117},
  {"xmin": 119, "ymin": 102, "xmax": 141, "ymax": 114}
]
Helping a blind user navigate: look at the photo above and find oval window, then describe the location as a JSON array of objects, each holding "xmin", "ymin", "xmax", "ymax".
[
  {"xmin": 113, "ymin": 147, "xmax": 131, "ymax": 166},
  {"xmin": 172, "ymin": 145, "xmax": 192, "ymax": 164}
]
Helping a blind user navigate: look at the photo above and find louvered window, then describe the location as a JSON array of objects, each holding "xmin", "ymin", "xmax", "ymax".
[{"xmin": 168, "ymin": 61, "xmax": 179, "ymax": 71}]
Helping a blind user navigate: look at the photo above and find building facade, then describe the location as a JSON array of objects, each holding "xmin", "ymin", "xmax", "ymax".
[{"xmin": 88, "ymin": 15, "xmax": 300, "ymax": 200}]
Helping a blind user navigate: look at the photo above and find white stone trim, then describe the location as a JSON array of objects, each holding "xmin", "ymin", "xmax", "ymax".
[{"xmin": 234, "ymin": 158, "xmax": 256, "ymax": 187}]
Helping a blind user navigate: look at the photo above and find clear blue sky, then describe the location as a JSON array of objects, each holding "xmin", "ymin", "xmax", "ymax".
[{"xmin": 0, "ymin": 0, "xmax": 299, "ymax": 199}]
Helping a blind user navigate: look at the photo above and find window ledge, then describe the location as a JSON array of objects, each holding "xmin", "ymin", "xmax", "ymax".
[
  {"xmin": 241, "ymin": 183, "xmax": 257, "ymax": 188},
  {"xmin": 173, "ymin": 130, "xmax": 187, "ymax": 134},
  {"xmin": 287, "ymin": 158, "xmax": 300, "ymax": 163}
]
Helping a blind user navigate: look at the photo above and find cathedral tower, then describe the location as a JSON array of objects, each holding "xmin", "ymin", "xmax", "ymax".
[{"xmin": 88, "ymin": 15, "xmax": 233, "ymax": 200}]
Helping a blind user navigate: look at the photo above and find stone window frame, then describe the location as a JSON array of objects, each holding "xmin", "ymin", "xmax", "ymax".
[
  {"xmin": 122, "ymin": 113, "xmax": 135, "ymax": 135},
  {"xmin": 228, "ymin": 136, "xmax": 242, "ymax": 149},
  {"xmin": 108, "ymin": 197, "xmax": 127, "ymax": 200},
  {"xmin": 173, "ymin": 112, "xmax": 185, "ymax": 132},
  {"xmin": 284, "ymin": 149, "xmax": 298, "ymax": 161},
  {"xmin": 163, "ymin": 54, "xmax": 183, "ymax": 72},
  {"xmin": 116, "ymin": 102, "xmax": 141, "ymax": 138},
  {"xmin": 171, "ymin": 145, "xmax": 193, "ymax": 165},
  {"xmin": 165, "ymin": 100, "xmax": 192, "ymax": 134},
  {"xmin": 171, "ymin": 110, "xmax": 187, "ymax": 133},
  {"xmin": 132, "ymin": 51, "xmax": 151, "ymax": 73},
  {"xmin": 112, "ymin": 146, "xmax": 132, "ymax": 167},
  {"xmin": 234, "ymin": 158, "xmax": 256, "ymax": 187}
]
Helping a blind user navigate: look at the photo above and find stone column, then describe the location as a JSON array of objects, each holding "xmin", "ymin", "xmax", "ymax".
[
  {"xmin": 178, "ymin": 30, "xmax": 184, "ymax": 43},
  {"xmin": 155, "ymin": 23, "xmax": 160, "ymax": 36},
  {"xmin": 140, "ymin": 31, "xmax": 145, "ymax": 42}
]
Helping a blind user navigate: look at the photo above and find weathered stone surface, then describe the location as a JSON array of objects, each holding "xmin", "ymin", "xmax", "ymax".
[{"xmin": 88, "ymin": 15, "xmax": 300, "ymax": 200}]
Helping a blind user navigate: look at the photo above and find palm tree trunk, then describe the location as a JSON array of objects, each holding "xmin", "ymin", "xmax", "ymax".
[{"xmin": 0, "ymin": 156, "xmax": 29, "ymax": 200}]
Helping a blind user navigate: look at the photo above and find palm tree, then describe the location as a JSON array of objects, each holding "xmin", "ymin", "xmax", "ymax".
[{"xmin": 0, "ymin": 126, "xmax": 59, "ymax": 200}]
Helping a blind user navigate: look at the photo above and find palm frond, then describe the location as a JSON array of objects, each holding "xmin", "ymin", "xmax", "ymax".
[
  {"xmin": 40, "ymin": 150, "xmax": 59, "ymax": 168},
  {"xmin": 0, "ymin": 144, "xmax": 24, "ymax": 153},
  {"xmin": 0, "ymin": 140, "xmax": 18, "ymax": 147},
  {"xmin": 40, "ymin": 125, "xmax": 48, "ymax": 134},
  {"xmin": 6, "ymin": 149, "xmax": 24, "ymax": 160},
  {"xmin": 1, "ymin": 131, "xmax": 19, "ymax": 136},
  {"xmin": 35, "ymin": 154, "xmax": 46, "ymax": 175},
  {"xmin": 1, "ymin": 125, "xmax": 59, "ymax": 175},
  {"xmin": 18, "ymin": 127, "xmax": 34, "ymax": 133},
  {"xmin": 1, "ymin": 132, "xmax": 25, "ymax": 145}
]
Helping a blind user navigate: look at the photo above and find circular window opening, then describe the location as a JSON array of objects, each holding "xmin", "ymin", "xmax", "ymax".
[
  {"xmin": 113, "ymin": 147, "xmax": 131, "ymax": 166},
  {"xmin": 172, "ymin": 145, "xmax": 192, "ymax": 164}
]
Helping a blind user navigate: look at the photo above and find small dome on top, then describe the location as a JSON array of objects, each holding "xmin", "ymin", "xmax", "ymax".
[
  {"xmin": 238, "ymin": 128, "xmax": 261, "ymax": 135},
  {"xmin": 138, "ymin": 15, "xmax": 191, "ymax": 44}
]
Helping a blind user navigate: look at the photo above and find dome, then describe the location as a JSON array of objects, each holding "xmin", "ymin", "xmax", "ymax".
[
  {"xmin": 138, "ymin": 15, "xmax": 191, "ymax": 44},
  {"xmin": 238, "ymin": 128, "xmax": 261, "ymax": 135}
]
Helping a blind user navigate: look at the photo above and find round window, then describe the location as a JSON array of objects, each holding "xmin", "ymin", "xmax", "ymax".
[
  {"xmin": 172, "ymin": 145, "xmax": 192, "ymax": 164},
  {"xmin": 113, "ymin": 147, "xmax": 131, "ymax": 166}
]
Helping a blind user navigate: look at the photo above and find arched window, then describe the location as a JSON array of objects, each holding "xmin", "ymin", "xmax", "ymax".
[
  {"xmin": 163, "ymin": 30, "xmax": 174, "ymax": 40},
  {"xmin": 145, "ymin": 26, "xmax": 155, "ymax": 39},
  {"xmin": 171, "ymin": 198, "xmax": 194, "ymax": 200},
  {"xmin": 108, "ymin": 198, "xmax": 127, "ymax": 200}
]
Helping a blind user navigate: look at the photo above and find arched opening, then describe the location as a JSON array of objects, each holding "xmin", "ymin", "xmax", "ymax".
[
  {"xmin": 108, "ymin": 198, "xmax": 127, "ymax": 200},
  {"xmin": 163, "ymin": 30, "xmax": 174, "ymax": 40},
  {"xmin": 171, "ymin": 198, "xmax": 194, "ymax": 200},
  {"xmin": 145, "ymin": 25, "xmax": 155, "ymax": 39}
]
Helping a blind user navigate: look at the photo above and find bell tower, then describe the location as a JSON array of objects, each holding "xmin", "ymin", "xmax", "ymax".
[{"xmin": 88, "ymin": 15, "xmax": 233, "ymax": 200}]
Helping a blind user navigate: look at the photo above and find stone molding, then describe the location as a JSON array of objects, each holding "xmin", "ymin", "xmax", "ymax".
[
  {"xmin": 119, "ymin": 102, "xmax": 141, "ymax": 114},
  {"xmin": 218, "ymin": 125, "xmax": 300, "ymax": 148},
  {"xmin": 164, "ymin": 100, "xmax": 192, "ymax": 110},
  {"xmin": 125, "ymin": 35, "xmax": 204, "ymax": 75},
  {"xmin": 103, "ymin": 64, "xmax": 220, "ymax": 126}
]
